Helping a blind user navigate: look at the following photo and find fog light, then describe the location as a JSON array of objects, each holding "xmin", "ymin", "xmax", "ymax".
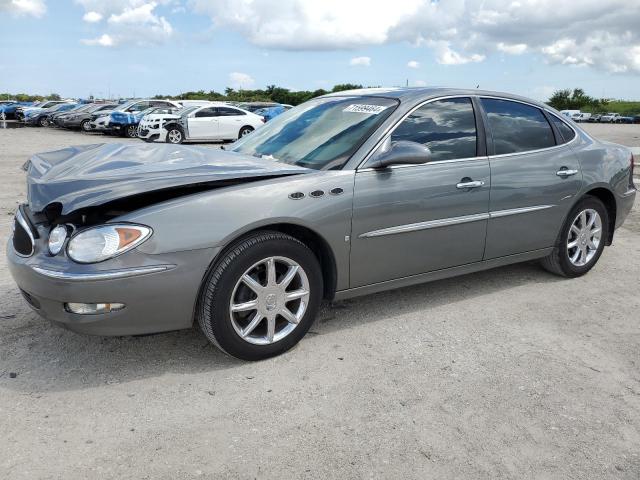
[{"xmin": 65, "ymin": 302, "xmax": 125, "ymax": 315}]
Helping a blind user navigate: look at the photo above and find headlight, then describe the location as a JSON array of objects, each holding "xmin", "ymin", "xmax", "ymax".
[
  {"xmin": 48, "ymin": 225, "xmax": 69, "ymax": 255},
  {"xmin": 67, "ymin": 224, "xmax": 152, "ymax": 263}
]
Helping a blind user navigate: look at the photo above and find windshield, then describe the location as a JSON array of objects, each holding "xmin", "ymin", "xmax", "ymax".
[
  {"xmin": 232, "ymin": 96, "xmax": 398, "ymax": 170},
  {"xmin": 179, "ymin": 106, "xmax": 201, "ymax": 118}
]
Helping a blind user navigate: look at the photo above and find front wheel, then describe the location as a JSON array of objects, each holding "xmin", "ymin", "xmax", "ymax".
[
  {"xmin": 166, "ymin": 126, "xmax": 184, "ymax": 144},
  {"xmin": 38, "ymin": 117, "xmax": 48, "ymax": 127},
  {"xmin": 80, "ymin": 120, "xmax": 92, "ymax": 132},
  {"xmin": 197, "ymin": 231, "xmax": 323, "ymax": 360},
  {"xmin": 124, "ymin": 124, "xmax": 138, "ymax": 138},
  {"xmin": 238, "ymin": 126, "xmax": 254, "ymax": 139},
  {"xmin": 541, "ymin": 196, "xmax": 608, "ymax": 278}
]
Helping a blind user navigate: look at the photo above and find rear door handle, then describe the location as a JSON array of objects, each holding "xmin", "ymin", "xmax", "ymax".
[
  {"xmin": 556, "ymin": 168, "xmax": 578, "ymax": 177},
  {"xmin": 456, "ymin": 180, "xmax": 485, "ymax": 189}
]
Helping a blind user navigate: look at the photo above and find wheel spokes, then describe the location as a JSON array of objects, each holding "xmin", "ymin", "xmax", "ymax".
[
  {"xmin": 280, "ymin": 307, "xmax": 299, "ymax": 325},
  {"xmin": 242, "ymin": 312, "xmax": 264, "ymax": 338},
  {"xmin": 279, "ymin": 265, "xmax": 299, "ymax": 289},
  {"xmin": 266, "ymin": 258, "xmax": 277, "ymax": 287},
  {"xmin": 231, "ymin": 299, "xmax": 258, "ymax": 312},
  {"xmin": 266, "ymin": 316, "xmax": 276, "ymax": 343},
  {"xmin": 242, "ymin": 274, "xmax": 263, "ymax": 293},
  {"xmin": 285, "ymin": 289, "xmax": 309, "ymax": 301}
]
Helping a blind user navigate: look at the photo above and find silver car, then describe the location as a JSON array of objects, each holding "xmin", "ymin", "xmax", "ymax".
[{"xmin": 7, "ymin": 88, "xmax": 636, "ymax": 360}]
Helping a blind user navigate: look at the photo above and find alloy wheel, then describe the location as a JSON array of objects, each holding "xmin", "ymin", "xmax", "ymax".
[
  {"xmin": 567, "ymin": 208, "xmax": 602, "ymax": 267},
  {"xmin": 229, "ymin": 256, "xmax": 310, "ymax": 345},
  {"xmin": 167, "ymin": 130, "xmax": 182, "ymax": 143}
]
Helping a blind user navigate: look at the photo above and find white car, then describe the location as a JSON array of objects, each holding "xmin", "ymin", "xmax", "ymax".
[
  {"xmin": 600, "ymin": 113, "xmax": 621, "ymax": 123},
  {"xmin": 161, "ymin": 104, "xmax": 265, "ymax": 144},
  {"xmin": 138, "ymin": 105, "xmax": 208, "ymax": 143}
]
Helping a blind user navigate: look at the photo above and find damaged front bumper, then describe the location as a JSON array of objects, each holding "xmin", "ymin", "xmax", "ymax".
[{"xmin": 7, "ymin": 225, "xmax": 219, "ymax": 336}]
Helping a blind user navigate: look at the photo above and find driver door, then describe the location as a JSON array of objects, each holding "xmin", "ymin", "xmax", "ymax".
[
  {"xmin": 350, "ymin": 97, "xmax": 490, "ymax": 287},
  {"xmin": 188, "ymin": 107, "xmax": 219, "ymax": 139}
]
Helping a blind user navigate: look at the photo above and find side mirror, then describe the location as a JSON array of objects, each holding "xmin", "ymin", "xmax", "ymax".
[{"xmin": 370, "ymin": 139, "xmax": 431, "ymax": 169}]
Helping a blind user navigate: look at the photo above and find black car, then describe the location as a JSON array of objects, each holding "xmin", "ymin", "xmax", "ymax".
[{"xmin": 634, "ymin": 115, "xmax": 640, "ymax": 124}]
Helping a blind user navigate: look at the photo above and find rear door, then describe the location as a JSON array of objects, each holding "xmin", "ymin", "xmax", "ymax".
[
  {"xmin": 216, "ymin": 107, "xmax": 247, "ymax": 139},
  {"xmin": 480, "ymin": 98, "xmax": 582, "ymax": 259},
  {"xmin": 187, "ymin": 107, "xmax": 219, "ymax": 139},
  {"xmin": 350, "ymin": 97, "xmax": 491, "ymax": 287}
]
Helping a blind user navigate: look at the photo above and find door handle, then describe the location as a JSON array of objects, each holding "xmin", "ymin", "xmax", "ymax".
[
  {"xmin": 556, "ymin": 168, "xmax": 578, "ymax": 177},
  {"xmin": 456, "ymin": 180, "xmax": 485, "ymax": 189}
]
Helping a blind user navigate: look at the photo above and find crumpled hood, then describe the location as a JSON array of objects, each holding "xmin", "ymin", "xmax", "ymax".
[{"xmin": 25, "ymin": 143, "xmax": 312, "ymax": 214}]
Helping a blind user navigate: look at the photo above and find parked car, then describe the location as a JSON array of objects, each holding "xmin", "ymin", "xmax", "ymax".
[
  {"xmin": 88, "ymin": 110, "xmax": 114, "ymax": 133},
  {"xmin": 0, "ymin": 101, "xmax": 34, "ymax": 120},
  {"xmin": 108, "ymin": 99, "xmax": 182, "ymax": 138},
  {"xmin": 235, "ymin": 102, "xmax": 281, "ymax": 113},
  {"xmin": 587, "ymin": 114, "xmax": 602, "ymax": 123},
  {"xmin": 572, "ymin": 112, "xmax": 591, "ymax": 122},
  {"xmin": 600, "ymin": 113, "xmax": 621, "ymax": 123},
  {"xmin": 633, "ymin": 115, "xmax": 640, "ymax": 124},
  {"xmin": 23, "ymin": 103, "xmax": 78, "ymax": 127},
  {"xmin": 616, "ymin": 115, "xmax": 634, "ymax": 124},
  {"xmin": 15, "ymin": 101, "xmax": 70, "ymax": 122},
  {"xmin": 162, "ymin": 104, "xmax": 264, "ymax": 144},
  {"xmin": 254, "ymin": 105, "xmax": 286, "ymax": 122},
  {"xmin": 47, "ymin": 103, "xmax": 93, "ymax": 127},
  {"xmin": 7, "ymin": 88, "xmax": 636, "ymax": 360},
  {"xmin": 61, "ymin": 103, "xmax": 117, "ymax": 131},
  {"xmin": 137, "ymin": 105, "xmax": 207, "ymax": 142}
]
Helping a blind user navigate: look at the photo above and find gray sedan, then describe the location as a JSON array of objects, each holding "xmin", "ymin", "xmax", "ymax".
[{"xmin": 7, "ymin": 88, "xmax": 636, "ymax": 360}]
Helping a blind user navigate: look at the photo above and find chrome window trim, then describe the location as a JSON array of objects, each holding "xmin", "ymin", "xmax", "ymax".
[
  {"xmin": 359, "ymin": 205, "xmax": 555, "ymax": 239},
  {"xmin": 31, "ymin": 265, "xmax": 174, "ymax": 281},
  {"xmin": 356, "ymin": 95, "xmax": 485, "ymax": 170},
  {"xmin": 14, "ymin": 208, "xmax": 35, "ymax": 258},
  {"xmin": 358, "ymin": 155, "xmax": 487, "ymax": 173}
]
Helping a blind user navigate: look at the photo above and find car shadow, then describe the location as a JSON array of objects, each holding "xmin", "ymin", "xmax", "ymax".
[{"xmin": 1, "ymin": 261, "xmax": 563, "ymax": 393}]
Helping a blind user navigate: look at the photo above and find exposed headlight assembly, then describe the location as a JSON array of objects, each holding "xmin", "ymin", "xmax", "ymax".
[
  {"xmin": 67, "ymin": 224, "xmax": 152, "ymax": 264},
  {"xmin": 48, "ymin": 224, "xmax": 69, "ymax": 255}
]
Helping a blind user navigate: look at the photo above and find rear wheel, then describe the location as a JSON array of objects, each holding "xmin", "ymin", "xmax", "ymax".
[
  {"xmin": 238, "ymin": 126, "xmax": 254, "ymax": 139},
  {"xmin": 38, "ymin": 117, "xmax": 48, "ymax": 127},
  {"xmin": 541, "ymin": 196, "xmax": 608, "ymax": 277},
  {"xmin": 197, "ymin": 231, "xmax": 323, "ymax": 360},
  {"xmin": 80, "ymin": 119, "xmax": 92, "ymax": 132}
]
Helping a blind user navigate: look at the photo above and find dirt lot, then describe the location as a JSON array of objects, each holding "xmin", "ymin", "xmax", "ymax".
[{"xmin": 0, "ymin": 124, "xmax": 639, "ymax": 479}]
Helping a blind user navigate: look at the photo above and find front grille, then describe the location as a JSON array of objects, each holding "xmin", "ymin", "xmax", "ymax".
[{"xmin": 13, "ymin": 208, "xmax": 35, "ymax": 257}]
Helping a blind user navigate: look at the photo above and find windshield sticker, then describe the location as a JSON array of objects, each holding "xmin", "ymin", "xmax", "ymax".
[{"xmin": 343, "ymin": 104, "xmax": 388, "ymax": 115}]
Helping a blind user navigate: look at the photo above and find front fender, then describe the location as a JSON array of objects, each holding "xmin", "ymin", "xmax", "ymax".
[{"xmin": 118, "ymin": 170, "xmax": 356, "ymax": 290}]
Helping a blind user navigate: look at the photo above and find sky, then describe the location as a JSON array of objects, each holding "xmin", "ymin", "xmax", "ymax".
[{"xmin": 1, "ymin": 0, "xmax": 639, "ymax": 101}]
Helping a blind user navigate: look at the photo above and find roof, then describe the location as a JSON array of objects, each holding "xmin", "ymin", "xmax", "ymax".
[{"xmin": 323, "ymin": 87, "xmax": 549, "ymax": 109}]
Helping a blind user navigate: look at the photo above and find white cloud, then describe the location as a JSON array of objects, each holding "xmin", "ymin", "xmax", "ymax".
[
  {"xmin": 0, "ymin": 0, "xmax": 46, "ymax": 17},
  {"xmin": 75, "ymin": 0, "xmax": 173, "ymax": 47},
  {"xmin": 414, "ymin": 80, "xmax": 427, "ymax": 86},
  {"xmin": 81, "ymin": 34, "xmax": 114, "ymax": 47},
  {"xmin": 82, "ymin": 11, "xmax": 102, "ymax": 22},
  {"xmin": 350, "ymin": 56, "xmax": 371, "ymax": 66},
  {"xmin": 187, "ymin": 0, "xmax": 640, "ymax": 74},
  {"xmin": 228, "ymin": 72, "xmax": 255, "ymax": 89},
  {"xmin": 497, "ymin": 42, "xmax": 527, "ymax": 55},
  {"xmin": 407, "ymin": 60, "xmax": 419, "ymax": 68}
]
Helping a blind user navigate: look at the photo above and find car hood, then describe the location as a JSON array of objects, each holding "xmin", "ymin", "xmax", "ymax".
[{"xmin": 25, "ymin": 143, "xmax": 312, "ymax": 215}]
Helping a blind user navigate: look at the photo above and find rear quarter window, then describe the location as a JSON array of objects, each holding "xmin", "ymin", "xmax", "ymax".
[{"xmin": 549, "ymin": 114, "xmax": 576, "ymax": 144}]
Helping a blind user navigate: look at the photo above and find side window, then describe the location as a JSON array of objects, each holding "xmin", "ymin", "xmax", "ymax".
[
  {"xmin": 391, "ymin": 97, "xmax": 477, "ymax": 162},
  {"xmin": 481, "ymin": 98, "xmax": 555, "ymax": 155},
  {"xmin": 128, "ymin": 102, "xmax": 149, "ymax": 112},
  {"xmin": 195, "ymin": 107, "xmax": 218, "ymax": 118},
  {"xmin": 549, "ymin": 114, "xmax": 576, "ymax": 144},
  {"xmin": 217, "ymin": 107, "xmax": 245, "ymax": 116}
]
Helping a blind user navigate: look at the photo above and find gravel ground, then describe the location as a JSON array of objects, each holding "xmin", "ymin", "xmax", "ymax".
[{"xmin": 0, "ymin": 124, "xmax": 639, "ymax": 479}]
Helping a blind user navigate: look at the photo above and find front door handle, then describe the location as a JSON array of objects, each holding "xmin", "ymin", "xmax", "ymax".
[
  {"xmin": 556, "ymin": 168, "xmax": 578, "ymax": 177},
  {"xmin": 456, "ymin": 180, "xmax": 485, "ymax": 189}
]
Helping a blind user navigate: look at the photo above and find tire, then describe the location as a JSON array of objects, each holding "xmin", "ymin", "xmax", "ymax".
[
  {"xmin": 80, "ymin": 120, "xmax": 92, "ymax": 132},
  {"xmin": 124, "ymin": 124, "xmax": 138, "ymax": 138},
  {"xmin": 541, "ymin": 196, "xmax": 609, "ymax": 278},
  {"xmin": 238, "ymin": 126, "xmax": 254, "ymax": 139},
  {"xmin": 197, "ymin": 231, "xmax": 323, "ymax": 360},
  {"xmin": 38, "ymin": 117, "xmax": 48, "ymax": 127},
  {"xmin": 166, "ymin": 126, "xmax": 184, "ymax": 144}
]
